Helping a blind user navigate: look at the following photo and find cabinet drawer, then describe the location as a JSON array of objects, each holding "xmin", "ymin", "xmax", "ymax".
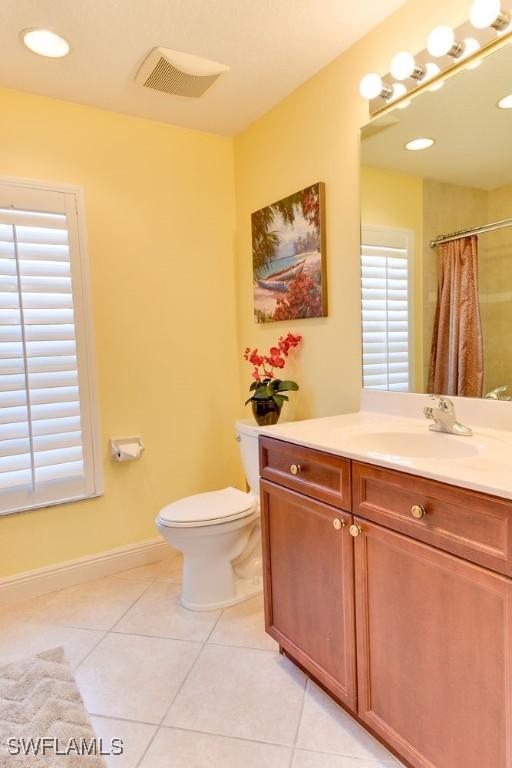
[
  {"xmin": 353, "ymin": 462, "xmax": 512, "ymax": 576},
  {"xmin": 260, "ymin": 437, "xmax": 351, "ymax": 510}
]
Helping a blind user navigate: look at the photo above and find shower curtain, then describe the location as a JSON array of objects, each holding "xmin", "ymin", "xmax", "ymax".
[{"xmin": 428, "ymin": 235, "xmax": 484, "ymax": 398}]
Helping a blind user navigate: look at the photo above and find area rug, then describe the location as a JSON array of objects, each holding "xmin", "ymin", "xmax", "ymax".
[{"xmin": 0, "ymin": 647, "xmax": 106, "ymax": 767}]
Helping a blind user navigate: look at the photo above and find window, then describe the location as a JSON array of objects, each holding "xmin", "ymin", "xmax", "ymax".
[
  {"xmin": 0, "ymin": 179, "xmax": 102, "ymax": 515},
  {"xmin": 361, "ymin": 226, "xmax": 414, "ymax": 392}
]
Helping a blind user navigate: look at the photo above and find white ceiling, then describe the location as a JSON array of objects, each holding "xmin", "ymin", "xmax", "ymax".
[
  {"xmin": 362, "ymin": 42, "xmax": 512, "ymax": 190},
  {"xmin": 1, "ymin": 0, "xmax": 409, "ymax": 136}
]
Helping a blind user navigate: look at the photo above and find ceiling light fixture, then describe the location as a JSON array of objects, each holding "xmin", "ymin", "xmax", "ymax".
[
  {"xmin": 405, "ymin": 138, "xmax": 435, "ymax": 151},
  {"xmin": 427, "ymin": 25, "xmax": 465, "ymax": 58},
  {"xmin": 21, "ymin": 28, "xmax": 70, "ymax": 58},
  {"xmin": 470, "ymin": 0, "xmax": 511, "ymax": 30},
  {"xmin": 359, "ymin": 73, "xmax": 392, "ymax": 100},
  {"xmin": 390, "ymin": 51, "xmax": 425, "ymax": 81},
  {"xmin": 498, "ymin": 94, "xmax": 512, "ymax": 109}
]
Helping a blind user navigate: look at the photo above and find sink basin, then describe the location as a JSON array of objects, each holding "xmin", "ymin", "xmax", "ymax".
[{"xmin": 342, "ymin": 431, "xmax": 482, "ymax": 460}]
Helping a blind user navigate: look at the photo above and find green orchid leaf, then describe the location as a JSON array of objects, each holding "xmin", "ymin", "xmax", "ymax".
[
  {"xmin": 253, "ymin": 385, "xmax": 273, "ymax": 399},
  {"xmin": 272, "ymin": 394, "xmax": 285, "ymax": 408},
  {"xmin": 276, "ymin": 380, "xmax": 299, "ymax": 392},
  {"xmin": 249, "ymin": 381, "xmax": 259, "ymax": 391},
  {"xmin": 244, "ymin": 397, "xmax": 254, "ymax": 405}
]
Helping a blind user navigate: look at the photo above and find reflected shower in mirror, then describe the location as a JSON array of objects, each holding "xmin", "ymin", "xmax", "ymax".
[{"xmin": 360, "ymin": 40, "xmax": 512, "ymax": 400}]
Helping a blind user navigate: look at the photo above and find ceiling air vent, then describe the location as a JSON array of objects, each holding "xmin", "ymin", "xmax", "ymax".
[{"xmin": 135, "ymin": 47, "xmax": 229, "ymax": 98}]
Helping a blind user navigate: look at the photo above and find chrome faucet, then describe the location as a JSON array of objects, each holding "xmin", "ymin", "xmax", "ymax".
[
  {"xmin": 423, "ymin": 395, "xmax": 473, "ymax": 437},
  {"xmin": 484, "ymin": 386, "xmax": 511, "ymax": 401}
]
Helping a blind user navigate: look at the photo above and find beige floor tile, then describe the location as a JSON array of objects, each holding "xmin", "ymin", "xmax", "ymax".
[
  {"xmin": 90, "ymin": 716, "xmax": 157, "ymax": 768},
  {"xmin": 75, "ymin": 632, "xmax": 201, "ymax": 723},
  {"xmin": 208, "ymin": 594, "xmax": 277, "ymax": 651},
  {"xmin": 113, "ymin": 582, "xmax": 220, "ymax": 641},
  {"xmin": 113, "ymin": 551, "xmax": 180, "ymax": 582},
  {"xmin": 153, "ymin": 553, "xmax": 183, "ymax": 583},
  {"xmin": 293, "ymin": 750, "xmax": 404, "ymax": 767},
  {"xmin": 296, "ymin": 682, "xmax": 398, "ymax": 762},
  {"xmin": 139, "ymin": 727, "xmax": 292, "ymax": 768},
  {"xmin": 165, "ymin": 644, "xmax": 306, "ymax": 745},
  {"xmin": 0, "ymin": 620, "xmax": 103, "ymax": 668},
  {"xmin": 0, "ymin": 576, "xmax": 150, "ymax": 630}
]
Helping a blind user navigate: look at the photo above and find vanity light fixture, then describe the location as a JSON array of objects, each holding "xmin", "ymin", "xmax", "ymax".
[
  {"xmin": 359, "ymin": 73, "xmax": 393, "ymax": 100},
  {"xmin": 427, "ymin": 25, "xmax": 465, "ymax": 59},
  {"xmin": 390, "ymin": 83, "xmax": 408, "ymax": 101},
  {"xmin": 497, "ymin": 94, "xmax": 512, "ymax": 108},
  {"xmin": 390, "ymin": 51, "xmax": 425, "ymax": 81},
  {"xmin": 405, "ymin": 138, "xmax": 435, "ymax": 151},
  {"xmin": 21, "ymin": 28, "xmax": 70, "ymax": 57},
  {"xmin": 470, "ymin": 0, "xmax": 511, "ymax": 31}
]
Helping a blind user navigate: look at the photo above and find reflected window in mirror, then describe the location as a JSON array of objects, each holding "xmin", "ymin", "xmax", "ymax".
[{"xmin": 361, "ymin": 227, "xmax": 415, "ymax": 392}]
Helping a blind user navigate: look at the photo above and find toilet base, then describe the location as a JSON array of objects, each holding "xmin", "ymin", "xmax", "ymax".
[{"xmin": 180, "ymin": 574, "xmax": 262, "ymax": 612}]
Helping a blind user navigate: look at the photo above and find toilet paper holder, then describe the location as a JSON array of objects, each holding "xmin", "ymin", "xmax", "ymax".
[{"xmin": 109, "ymin": 436, "xmax": 145, "ymax": 462}]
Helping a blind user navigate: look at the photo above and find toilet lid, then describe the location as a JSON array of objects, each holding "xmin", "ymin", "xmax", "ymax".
[{"xmin": 157, "ymin": 487, "xmax": 257, "ymax": 528}]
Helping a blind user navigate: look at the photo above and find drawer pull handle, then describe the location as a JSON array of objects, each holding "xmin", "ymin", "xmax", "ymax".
[
  {"xmin": 333, "ymin": 518, "xmax": 344, "ymax": 531},
  {"xmin": 349, "ymin": 524, "xmax": 362, "ymax": 538},
  {"xmin": 411, "ymin": 504, "xmax": 427, "ymax": 520},
  {"xmin": 290, "ymin": 464, "xmax": 301, "ymax": 475}
]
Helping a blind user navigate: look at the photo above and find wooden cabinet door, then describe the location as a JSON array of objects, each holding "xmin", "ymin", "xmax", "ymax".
[
  {"xmin": 353, "ymin": 517, "xmax": 512, "ymax": 768},
  {"xmin": 260, "ymin": 480, "xmax": 356, "ymax": 710}
]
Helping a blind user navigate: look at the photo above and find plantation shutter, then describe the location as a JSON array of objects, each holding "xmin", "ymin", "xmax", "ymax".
[
  {"xmin": 0, "ymin": 181, "xmax": 101, "ymax": 515},
  {"xmin": 361, "ymin": 227, "xmax": 414, "ymax": 392}
]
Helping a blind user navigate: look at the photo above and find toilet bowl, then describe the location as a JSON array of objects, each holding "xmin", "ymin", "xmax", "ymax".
[{"xmin": 155, "ymin": 420, "xmax": 262, "ymax": 611}]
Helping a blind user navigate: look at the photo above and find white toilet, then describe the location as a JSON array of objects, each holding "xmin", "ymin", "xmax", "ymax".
[{"xmin": 155, "ymin": 420, "xmax": 262, "ymax": 611}]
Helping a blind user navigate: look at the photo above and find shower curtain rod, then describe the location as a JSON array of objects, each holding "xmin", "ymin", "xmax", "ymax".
[{"xmin": 430, "ymin": 216, "xmax": 512, "ymax": 248}]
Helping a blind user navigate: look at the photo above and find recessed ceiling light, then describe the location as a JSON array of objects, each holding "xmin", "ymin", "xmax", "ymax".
[
  {"xmin": 405, "ymin": 138, "xmax": 435, "ymax": 151},
  {"xmin": 498, "ymin": 94, "xmax": 512, "ymax": 109},
  {"xmin": 21, "ymin": 28, "xmax": 70, "ymax": 58}
]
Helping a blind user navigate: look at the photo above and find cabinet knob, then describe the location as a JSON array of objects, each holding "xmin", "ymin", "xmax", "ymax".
[
  {"xmin": 349, "ymin": 524, "xmax": 362, "ymax": 538},
  {"xmin": 290, "ymin": 464, "xmax": 301, "ymax": 475},
  {"xmin": 411, "ymin": 504, "xmax": 426, "ymax": 520},
  {"xmin": 333, "ymin": 518, "xmax": 344, "ymax": 530}
]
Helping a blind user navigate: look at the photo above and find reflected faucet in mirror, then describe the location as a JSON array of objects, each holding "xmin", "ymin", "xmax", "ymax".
[
  {"xmin": 423, "ymin": 396, "xmax": 473, "ymax": 437},
  {"xmin": 485, "ymin": 386, "xmax": 512, "ymax": 401}
]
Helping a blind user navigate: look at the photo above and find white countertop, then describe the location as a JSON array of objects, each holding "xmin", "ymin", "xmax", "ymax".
[{"xmin": 260, "ymin": 392, "xmax": 512, "ymax": 501}]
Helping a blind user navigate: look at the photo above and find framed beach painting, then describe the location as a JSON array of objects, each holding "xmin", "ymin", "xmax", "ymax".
[{"xmin": 251, "ymin": 182, "xmax": 327, "ymax": 323}]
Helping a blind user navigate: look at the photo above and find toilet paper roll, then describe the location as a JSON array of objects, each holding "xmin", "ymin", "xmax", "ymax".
[{"xmin": 115, "ymin": 442, "xmax": 142, "ymax": 462}]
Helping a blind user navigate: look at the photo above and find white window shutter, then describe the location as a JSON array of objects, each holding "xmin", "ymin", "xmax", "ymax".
[
  {"xmin": 0, "ymin": 180, "xmax": 101, "ymax": 515},
  {"xmin": 361, "ymin": 227, "xmax": 414, "ymax": 393}
]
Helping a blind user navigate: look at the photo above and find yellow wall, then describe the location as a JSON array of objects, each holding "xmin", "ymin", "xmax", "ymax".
[
  {"xmin": 361, "ymin": 166, "xmax": 424, "ymax": 391},
  {"xmin": 234, "ymin": 0, "xmax": 469, "ymax": 421},
  {"xmin": 0, "ymin": 88, "xmax": 242, "ymax": 578}
]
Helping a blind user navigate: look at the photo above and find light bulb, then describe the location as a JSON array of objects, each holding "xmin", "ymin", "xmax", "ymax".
[
  {"xmin": 390, "ymin": 83, "xmax": 407, "ymax": 101},
  {"xmin": 390, "ymin": 51, "xmax": 417, "ymax": 80},
  {"xmin": 22, "ymin": 28, "xmax": 70, "ymax": 58},
  {"xmin": 424, "ymin": 62, "xmax": 440, "ymax": 81},
  {"xmin": 427, "ymin": 25, "xmax": 456, "ymax": 57},
  {"xmin": 498, "ymin": 94, "xmax": 512, "ymax": 109},
  {"xmin": 470, "ymin": 0, "xmax": 501, "ymax": 28},
  {"xmin": 359, "ymin": 73, "xmax": 388, "ymax": 100},
  {"xmin": 405, "ymin": 138, "xmax": 435, "ymax": 151}
]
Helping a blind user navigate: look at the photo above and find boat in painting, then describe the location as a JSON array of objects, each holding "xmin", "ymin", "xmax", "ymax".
[{"xmin": 257, "ymin": 258, "xmax": 306, "ymax": 291}]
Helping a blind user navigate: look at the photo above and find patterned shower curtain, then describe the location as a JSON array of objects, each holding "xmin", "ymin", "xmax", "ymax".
[{"xmin": 428, "ymin": 235, "xmax": 484, "ymax": 398}]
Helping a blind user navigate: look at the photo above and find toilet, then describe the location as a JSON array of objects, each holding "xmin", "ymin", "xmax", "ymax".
[{"xmin": 155, "ymin": 420, "xmax": 262, "ymax": 611}]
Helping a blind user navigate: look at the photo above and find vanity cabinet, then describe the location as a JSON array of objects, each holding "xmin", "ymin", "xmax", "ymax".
[
  {"xmin": 260, "ymin": 479, "xmax": 357, "ymax": 710},
  {"xmin": 260, "ymin": 436, "xmax": 512, "ymax": 768}
]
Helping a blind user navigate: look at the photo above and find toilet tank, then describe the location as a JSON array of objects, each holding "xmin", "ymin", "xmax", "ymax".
[{"xmin": 235, "ymin": 419, "xmax": 262, "ymax": 497}]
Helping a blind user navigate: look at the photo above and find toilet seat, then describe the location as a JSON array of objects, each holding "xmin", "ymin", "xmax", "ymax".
[{"xmin": 157, "ymin": 487, "xmax": 257, "ymax": 529}]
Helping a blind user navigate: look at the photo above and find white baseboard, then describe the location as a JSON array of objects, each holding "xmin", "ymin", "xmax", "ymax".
[{"xmin": 0, "ymin": 537, "xmax": 171, "ymax": 607}]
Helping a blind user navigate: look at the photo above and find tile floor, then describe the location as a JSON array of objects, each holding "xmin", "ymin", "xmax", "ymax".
[{"xmin": 0, "ymin": 553, "xmax": 404, "ymax": 767}]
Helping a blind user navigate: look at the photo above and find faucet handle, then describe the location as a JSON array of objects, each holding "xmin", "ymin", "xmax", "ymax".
[{"xmin": 429, "ymin": 394, "xmax": 454, "ymax": 413}]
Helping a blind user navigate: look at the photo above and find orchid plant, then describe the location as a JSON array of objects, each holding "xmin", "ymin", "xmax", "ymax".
[{"xmin": 243, "ymin": 332, "xmax": 302, "ymax": 409}]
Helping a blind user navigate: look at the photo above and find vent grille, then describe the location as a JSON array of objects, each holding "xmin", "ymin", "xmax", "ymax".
[{"xmin": 136, "ymin": 48, "xmax": 228, "ymax": 98}]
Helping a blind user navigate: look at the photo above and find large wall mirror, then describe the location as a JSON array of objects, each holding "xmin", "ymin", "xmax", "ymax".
[{"xmin": 360, "ymin": 41, "xmax": 512, "ymax": 400}]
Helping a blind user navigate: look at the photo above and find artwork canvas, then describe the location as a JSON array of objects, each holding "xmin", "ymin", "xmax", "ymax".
[{"xmin": 251, "ymin": 182, "xmax": 326, "ymax": 323}]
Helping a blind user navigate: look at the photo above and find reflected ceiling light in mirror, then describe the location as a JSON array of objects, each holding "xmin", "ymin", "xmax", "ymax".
[
  {"xmin": 390, "ymin": 51, "xmax": 425, "ymax": 81},
  {"xmin": 405, "ymin": 138, "xmax": 435, "ymax": 151},
  {"xmin": 497, "ymin": 94, "xmax": 512, "ymax": 109},
  {"xmin": 427, "ymin": 25, "xmax": 465, "ymax": 58},
  {"xmin": 359, "ymin": 73, "xmax": 393, "ymax": 100},
  {"xmin": 470, "ymin": 0, "xmax": 511, "ymax": 30},
  {"xmin": 21, "ymin": 28, "xmax": 70, "ymax": 57}
]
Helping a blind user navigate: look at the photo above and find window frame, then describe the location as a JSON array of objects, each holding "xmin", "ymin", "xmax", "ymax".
[
  {"xmin": 0, "ymin": 175, "xmax": 103, "ymax": 515},
  {"xmin": 360, "ymin": 224, "xmax": 416, "ymax": 393}
]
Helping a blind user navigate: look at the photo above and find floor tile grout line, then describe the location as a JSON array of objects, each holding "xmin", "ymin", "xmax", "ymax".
[
  {"xmin": 157, "ymin": 722, "xmax": 299, "ymax": 751},
  {"xmin": 70, "ymin": 630, "xmax": 110, "ymax": 673},
  {"xmin": 287, "ymin": 670, "xmax": 308, "ymax": 768},
  {"xmin": 105, "ymin": 578, "xmax": 160, "ymax": 634}
]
